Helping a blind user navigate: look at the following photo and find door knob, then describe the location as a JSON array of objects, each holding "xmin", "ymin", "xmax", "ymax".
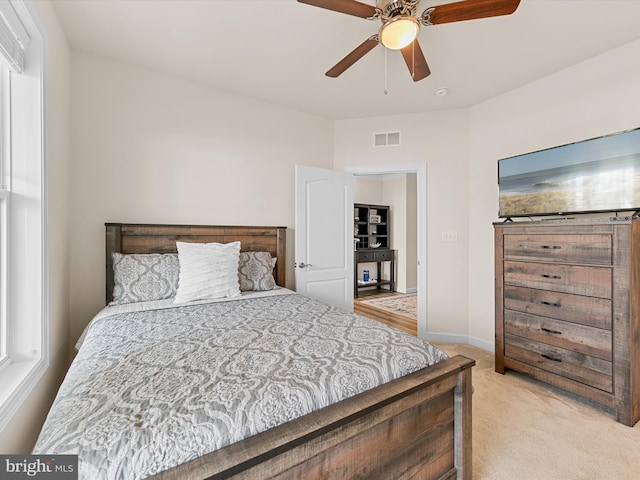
[{"xmin": 297, "ymin": 262, "xmax": 312, "ymax": 268}]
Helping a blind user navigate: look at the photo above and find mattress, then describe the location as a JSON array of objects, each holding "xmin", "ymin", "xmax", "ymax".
[{"xmin": 33, "ymin": 290, "xmax": 447, "ymax": 479}]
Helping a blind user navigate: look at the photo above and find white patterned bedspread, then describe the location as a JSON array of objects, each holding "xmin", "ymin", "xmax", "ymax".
[{"xmin": 33, "ymin": 290, "xmax": 447, "ymax": 480}]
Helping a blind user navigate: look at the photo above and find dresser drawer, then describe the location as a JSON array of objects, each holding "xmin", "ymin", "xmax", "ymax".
[
  {"xmin": 503, "ymin": 261, "xmax": 611, "ymax": 298},
  {"xmin": 357, "ymin": 250, "xmax": 376, "ymax": 262},
  {"xmin": 504, "ymin": 310, "xmax": 611, "ymax": 360},
  {"xmin": 505, "ymin": 334, "xmax": 612, "ymax": 392},
  {"xmin": 503, "ymin": 285, "xmax": 611, "ymax": 330},
  {"xmin": 376, "ymin": 249, "xmax": 393, "ymax": 261},
  {"xmin": 504, "ymin": 234, "xmax": 612, "ymax": 265},
  {"xmin": 356, "ymin": 249, "xmax": 393, "ymax": 262}
]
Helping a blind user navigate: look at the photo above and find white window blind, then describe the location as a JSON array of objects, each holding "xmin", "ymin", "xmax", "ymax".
[{"xmin": 0, "ymin": 0, "xmax": 30, "ymax": 73}]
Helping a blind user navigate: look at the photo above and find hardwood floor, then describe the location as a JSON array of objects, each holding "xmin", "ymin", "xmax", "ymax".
[{"xmin": 354, "ymin": 291, "xmax": 418, "ymax": 336}]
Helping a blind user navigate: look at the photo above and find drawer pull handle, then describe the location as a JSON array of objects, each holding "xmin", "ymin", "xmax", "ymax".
[
  {"xmin": 541, "ymin": 354, "xmax": 562, "ymax": 363},
  {"xmin": 540, "ymin": 301, "xmax": 561, "ymax": 308},
  {"xmin": 541, "ymin": 245, "xmax": 561, "ymax": 250},
  {"xmin": 541, "ymin": 274, "xmax": 561, "ymax": 279},
  {"xmin": 541, "ymin": 327, "xmax": 562, "ymax": 335}
]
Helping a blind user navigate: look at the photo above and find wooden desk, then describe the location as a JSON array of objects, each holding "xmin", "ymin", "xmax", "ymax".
[{"xmin": 354, "ymin": 248, "xmax": 395, "ymax": 298}]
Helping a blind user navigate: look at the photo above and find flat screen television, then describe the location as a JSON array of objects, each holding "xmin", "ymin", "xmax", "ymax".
[{"xmin": 498, "ymin": 127, "xmax": 640, "ymax": 218}]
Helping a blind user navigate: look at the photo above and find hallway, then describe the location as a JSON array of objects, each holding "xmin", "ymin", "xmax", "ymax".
[{"xmin": 353, "ymin": 292, "xmax": 417, "ymax": 336}]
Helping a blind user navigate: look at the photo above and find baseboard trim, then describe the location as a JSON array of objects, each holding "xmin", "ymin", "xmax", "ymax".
[
  {"xmin": 425, "ymin": 332, "xmax": 467, "ymax": 345},
  {"xmin": 467, "ymin": 335, "xmax": 494, "ymax": 353},
  {"xmin": 425, "ymin": 332, "xmax": 494, "ymax": 353}
]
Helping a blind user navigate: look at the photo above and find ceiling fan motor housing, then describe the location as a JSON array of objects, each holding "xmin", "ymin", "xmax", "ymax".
[{"xmin": 378, "ymin": 0, "xmax": 419, "ymax": 21}]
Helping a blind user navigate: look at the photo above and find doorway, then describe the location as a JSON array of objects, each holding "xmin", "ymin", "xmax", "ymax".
[{"xmin": 347, "ymin": 164, "xmax": 427, "ymax": 339}]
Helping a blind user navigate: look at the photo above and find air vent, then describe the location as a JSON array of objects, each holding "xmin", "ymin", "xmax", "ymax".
[{"xmin": 373, "ymin": 131, "xmax": 401, "ymax": 147}]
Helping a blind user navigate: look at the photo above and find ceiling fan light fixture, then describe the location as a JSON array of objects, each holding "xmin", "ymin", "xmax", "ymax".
[{"xmin": 379, "ymin": 16, "xmax": 419, "ymax": 50}]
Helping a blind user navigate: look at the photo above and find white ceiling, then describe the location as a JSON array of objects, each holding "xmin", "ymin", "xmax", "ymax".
[{"xmin": 51, "ymin": 0, "xmax": 640, "ymax": 120}]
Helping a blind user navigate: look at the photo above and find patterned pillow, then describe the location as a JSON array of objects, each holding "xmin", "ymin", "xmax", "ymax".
[
  {"xmin": 111, "ymin": 253, "xmax": 180, "ymax": 305},
  {"xmin": 238, "ymin": 251, "xmax": 277, "ymax": 291},
  {"xmin": 174, "ymin": 241, "xmax": 241, "ymax": 303}
]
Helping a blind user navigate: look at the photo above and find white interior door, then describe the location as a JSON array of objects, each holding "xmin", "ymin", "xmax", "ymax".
[{"xmin": 295, "ymin": 165, "xmax": 354, "ymax": 311}]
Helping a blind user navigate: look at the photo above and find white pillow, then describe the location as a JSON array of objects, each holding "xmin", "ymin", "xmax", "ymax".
[{"xmin": 174, "ymin": 241, "xmax": 241, "ymax": 303}]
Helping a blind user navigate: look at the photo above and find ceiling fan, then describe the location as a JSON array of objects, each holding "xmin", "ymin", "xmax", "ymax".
[{"xmin": 298, "ymin": 0, "xmax": 521, "ymax": 82}]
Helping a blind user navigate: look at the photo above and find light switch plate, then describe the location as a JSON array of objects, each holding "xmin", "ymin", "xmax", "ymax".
[{"xmin": 441, "ymin": 231, "xmax": 458, "ymax": 242}]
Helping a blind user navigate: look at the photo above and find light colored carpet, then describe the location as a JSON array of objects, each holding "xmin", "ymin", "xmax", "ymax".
[
  {"xmin": 435, "ymin": 343, "xmax": 640, "ymax": 480},
  {"xmin": 359, "ymin": 293, "xmax": 417, "ymax": 318}
]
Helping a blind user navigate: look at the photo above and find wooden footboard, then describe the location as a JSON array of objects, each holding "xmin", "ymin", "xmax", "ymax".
[{"xmin": 153, "ymin": 355, "xmax": 475, "ymax": 480}]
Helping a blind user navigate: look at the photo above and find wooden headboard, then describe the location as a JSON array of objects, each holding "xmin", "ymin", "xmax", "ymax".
[{"xmin": 105, "ymin": 223, "xmax": 287, "ymax": 304}]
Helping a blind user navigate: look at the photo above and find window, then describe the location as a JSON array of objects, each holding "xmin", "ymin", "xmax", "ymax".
[
  {"xmin": 0, "ymin": 0, "xmax": 46, "ymax": 432},
  {"xmin": 0, "ymin": 61, "xmax": 9, "ymax": 367}
]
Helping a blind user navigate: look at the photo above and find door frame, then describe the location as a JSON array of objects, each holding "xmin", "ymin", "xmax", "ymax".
[{"xmin": 346, "ymin": 163, "xmax": 428, "ymax": 339}]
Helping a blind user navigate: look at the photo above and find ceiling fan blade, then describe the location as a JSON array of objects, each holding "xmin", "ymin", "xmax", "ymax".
[
  {"xmin": 424, "ymin": 0, "xmax": 521, "ymax": 25},
  {"xmin": 400, "ymin": 40, "xmax": 430, "ymax": 82},
  {"xmin": 326, "ymin": 36, "xmax": 379, "ymax": 78},
  {"xmin": 297, "ymin": 0, "xmax": 377, "ymax": 19}
]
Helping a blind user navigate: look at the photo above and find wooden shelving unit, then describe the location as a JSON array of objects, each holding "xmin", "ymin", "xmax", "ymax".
[
  {"xmin": 354, "ymin": 203, "xmax": 394, "ymax": 297},
  {"xmin": 354, "ymin": 204, "xmax": 389, "ymax": 249}
]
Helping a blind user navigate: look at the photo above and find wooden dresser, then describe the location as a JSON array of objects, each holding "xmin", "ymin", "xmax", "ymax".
[{"xmin": 494, "ymin": 219, "xmax": 640, "ymax": 426}]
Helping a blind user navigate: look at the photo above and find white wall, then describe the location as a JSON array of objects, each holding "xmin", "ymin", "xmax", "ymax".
[
  {"xmin": 334, "ymin": 110, "xmax": 470, "ymax": 339},
  {"xmin": 406, "ymin": 174, "xmax": 417, "ymax": 290},
  {"xmin": 69, "ymin": 52, "xmax": 334, "ymax": 344},
  {"xmin": 382, "ymin": 176, "xmax": 409, "ymax": 293},
  {"xmin": 467, "ymin": 38, "xmax": 640, "ymax": 349},
  {"xmin": 354, "ymin": 176, "xmax": 383, "ymax": 205},
  {"xmin": 0, "ymin": 0, "xmax": 71, "ymax": 452}
]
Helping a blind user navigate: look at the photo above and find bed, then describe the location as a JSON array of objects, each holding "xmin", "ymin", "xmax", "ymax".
[{"xmin": 34, "ymin": 223, "xmax": 475, "ymax": 480}]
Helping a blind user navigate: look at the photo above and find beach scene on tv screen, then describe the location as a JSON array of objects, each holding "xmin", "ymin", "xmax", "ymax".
[{"xmin": 499, "ymin": 129, "xmax": 640, "ymax": 217}]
